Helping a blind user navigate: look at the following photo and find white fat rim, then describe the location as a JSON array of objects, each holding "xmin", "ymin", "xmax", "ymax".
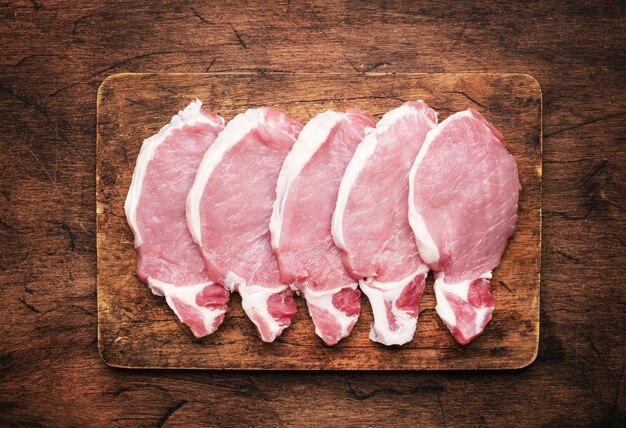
[
  {"xmin": 360, "ymin": 264, "xmax": 429, "ymax": 346},
  {"xmin": 148, "ymin": 278, "xmax": 226, "ymax": 338},
  {"xmin": 302, "ymin": 283, "xmax": 359, "ymax": 341},
  {"xmin": 270, "ymin": 110, "xmax": 345, "ymax": 249},
  {"xmin": 408, "ymin": 110, "xmax": 487, "ymax": 265},
  {"xmin": 125, "ymin": 99, "xmax": 220, "ymax": 247},
  {"xmin": 186, "ymin": 108, "xmax": 268, "ymax": 246},
  {"xmin": 433, "ymin": 271, "xmax": 492, "ymax": 334},
  {"xmin": 333, "ymin": 102, "xmax": 436, "ymax": 251},
  {"xmin": 331, "ymin": 121, "xmax": 379, "ymax": 251}
]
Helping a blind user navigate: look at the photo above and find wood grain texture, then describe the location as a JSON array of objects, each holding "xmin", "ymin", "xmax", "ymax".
[
  {"xmin": 1, "ymin": 0, "xmax": 624, "ymax": 425},
  {"xmin": 97, "ymin": 72, "xmax": 541, "ymax": 370}
]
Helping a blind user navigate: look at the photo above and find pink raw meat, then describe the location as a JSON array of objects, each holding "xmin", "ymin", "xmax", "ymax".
[
  {"xmin": 124, "ymin": 100, "xmax": 229, "ymax": 338},
  {"xmin": 409, "ymin": 108, "xmax": 520, "ymax": 344},
  {"xmin": 332, "ymin": 101, "xmax": 437, "ymax": 345},
  {"xmin": 187, "ymin": 108, "xmax": 303, "ymax": 342},
  {"xmin": 270, "ymin": 109, "xmax": 375, "ymax": 345}
]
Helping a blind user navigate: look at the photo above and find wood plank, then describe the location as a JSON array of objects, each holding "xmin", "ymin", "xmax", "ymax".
[
  {"xmin": 2, "ymin": 0, "xmax": 625, "ymax": 425},
  {"xmin": 96, "ymin": 72, "xmax": 541, "ymax": 370}
]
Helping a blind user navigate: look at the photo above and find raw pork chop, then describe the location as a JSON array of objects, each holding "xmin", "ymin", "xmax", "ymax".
[
  {"xmin": 125, "ymin": 100, "xmax": 229, "ymax": 338},
  {"xmin": 408, "ymin": 108, "xmax": 520, "ymax": 344},
  {"xmin": 187, "ymin": 108, "xmax": 303, "ymax": 342},
  {"xmin": 270, "ymin": 109, "xmax": 375, "ymax": 345},
  {"xmin": 332, "ymin": 101, "xmax": 437, "ymax": 345}
]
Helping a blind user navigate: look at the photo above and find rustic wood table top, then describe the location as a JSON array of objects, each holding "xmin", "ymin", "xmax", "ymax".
[{"xmin": 1, "ymin": 1, "xmax": 624, "ymax": 426}]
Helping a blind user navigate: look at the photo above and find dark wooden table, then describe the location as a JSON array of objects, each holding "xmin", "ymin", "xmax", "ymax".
[{"xmin": 1, "ymin": 1, "xmax": 624, "ymax": 426}]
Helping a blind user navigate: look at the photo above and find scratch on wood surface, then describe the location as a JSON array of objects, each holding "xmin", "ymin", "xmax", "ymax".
[
  {"xmin": 71, "ymin": 11, "xmax": 101, "ymax": 35},
  {"xmin": 124, "ymin": 97, "xmax": 149, "ymax": 107},
  {"xmin": 497, "ymin": 280, "xmax": 513, "ymax": 292},
  {"xmin": 343, "ymin": 377, "xmax": 445, "ymax": 401},
  {"xmin": 18, "ymin": 297, "xmax": 41, "ymax": 314},
  {"xmin": 229, "ymin": 24, "xmax": 248, "ymax": 49},
  {"xmin": 50, "ymin": 50, "xmax": 214, "ymax": 97},
  {"xmin": 544, "ymin": 112, "xmax": 626, "ymax": 138},
  {"xmin": 156, "ymin": 400, "xmax": 188, "ymax": 428},
  {"xmin": 554, "ymin": 249, "xmax": 582, "ymax": 264},
  {"xmin": 205, "ymin": 57, "xmax": 217, "ymax": 72},
  {"xmin": 342, "ymin": 53, "xmax": 360, "ymax": 72},
  {"xmin": 104, "ymin": 383, "xmax": 172, "ymax": 397},
  {"xmin": 25, "ymin": 146, "xmax": 57, "ymax": 187},
  {"xmin": 158, "ymin": 86, "xmax": 179, "ymax": 96},
  {"xmin": 0, "ymin": 83, "xmax": 49, "ymax": 118},
  {"xmin": 444, "ymin": 90, "xmax": 488, "ymax": 109},
  {"xmin": 190, "ymin": 7, "xmax": 213, "ymax": 25},
  {"xmin": 8, "ymin": 54, "xmax": 57, "ymax": 67}
]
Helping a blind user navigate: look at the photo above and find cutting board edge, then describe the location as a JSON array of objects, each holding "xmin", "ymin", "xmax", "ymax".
[{"xmin": 96, "ymin": 72, "xmax": 542, "ymax": 370}]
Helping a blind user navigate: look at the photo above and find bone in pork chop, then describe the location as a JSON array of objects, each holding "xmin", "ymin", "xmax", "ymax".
[
  {"xmin": 270, "ymin": 109, "xmax": 375, "ymax": 345},
  {"xmin": 125, "ymin": 100, "xmax": 229, "ymax": 338},
  {"xmin": 187, "ymin": 108, "xmax": 303, "ymax": 342},
  {"xmin": 333, "ymin": 101, "xmax": 437, "ymax": 345},
  {"xmin": 409, "ymin": 108, "xmax": 520, "ymax": 344}
]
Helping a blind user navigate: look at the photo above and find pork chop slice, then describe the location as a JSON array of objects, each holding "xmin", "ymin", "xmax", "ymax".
[
  {"xmin": 409, "ymin": 108, "xmax": 520, "ymax": 344},
  {"xmin": 270, "ymin": 109, "xmax": 375, "ymax": 345},
  {"xmin": 332, "ymin": 101, "xmax": 437, "ymax": 345},
  {"xmin": 125, "ymin": 100, "xmax": 229, "ymax": 338},
  {"xmin": 187, "ymin": 108, "xmax": 303, "ymax": 342}
]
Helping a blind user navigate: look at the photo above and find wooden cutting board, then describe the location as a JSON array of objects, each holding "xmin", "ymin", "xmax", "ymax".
[{"xmin": 97, "ymin": 72, "xmax": 541, "ymax": 370}]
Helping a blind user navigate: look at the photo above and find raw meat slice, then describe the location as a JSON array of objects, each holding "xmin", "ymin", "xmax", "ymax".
[
  {"xmin": 187, "ymin": 108, "xmax": 303, "ymax": 342},
  {"xmin": 124, "ymin": 100, "xmax": 229, "ymax": 338},
  {"xmin": 332, "ymin": 101, "xmax": 437, "ymax": 345},
  {"xmin": 408, "ymin": 108, "xmax": 520, "ymax": 344},
  {"xmin": 270, "ymin": 109, "xmax": 375, "ymax": 345}
]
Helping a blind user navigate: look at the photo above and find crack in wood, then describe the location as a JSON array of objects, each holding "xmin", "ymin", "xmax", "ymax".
[
  {"xmin": 50, "ymin": 50, "xmax": 216, "ymax": 97},
  {"xmin": 554, "ymin": 249, "xmax": 582, "ymax": 264},
  {"xmin": 18, "ymin": 297, "xmax": 41, "ymax": 314},
  {"xmin": 341, "ymin": 54, "xmax": 360, "ymax": 73},
  {"xmin": 444, "ymin": 91, "xmax": 488, "ymax": 109},
  {"xmin": 156, "ymin": 400, "xmax": 188, "ymax": 428},
  {"xmin": 124, "ymin": 97, "xmax": 149, "ymax": 107},
  {"xmin": 229, "ymin": 24, "xmax": 247, "ymax": 49},
  {"xmin": 0, "ymin": 83, "xmax": 49, "ymax": 118},
  {"xmin": 72, "ymin": 12, "xmax": 100, "ymax": 35},
  {"xmin": 205, "ymin": 57, "xmax": 217, "ymax": 72},
  {"xmin": 544, "ymin": 112, "xmax": 626, "ymax": 139},
  {"xmin": 104, "ymin": 383, "xmax": 171, "ymax": 397},
  {"xmin": 343, "ymin": 377, "xmax": 445, "ymax": 401},
  {"xmin": 190, "ymin": 7, "xmax": 213, "ymax": 25},
  {"xmin": 497, "ymin": 280, "xmax": 512, "ymax": 292}
]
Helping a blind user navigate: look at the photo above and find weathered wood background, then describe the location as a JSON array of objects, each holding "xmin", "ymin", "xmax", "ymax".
[{"xmin": 1, "ymin": 0, "xmax": 624, "ymax": 425}]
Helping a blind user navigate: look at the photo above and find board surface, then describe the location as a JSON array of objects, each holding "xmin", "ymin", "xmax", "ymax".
[{"xmin": 97, "ymin": 72, "xmax": 541, "ymax": 370}]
